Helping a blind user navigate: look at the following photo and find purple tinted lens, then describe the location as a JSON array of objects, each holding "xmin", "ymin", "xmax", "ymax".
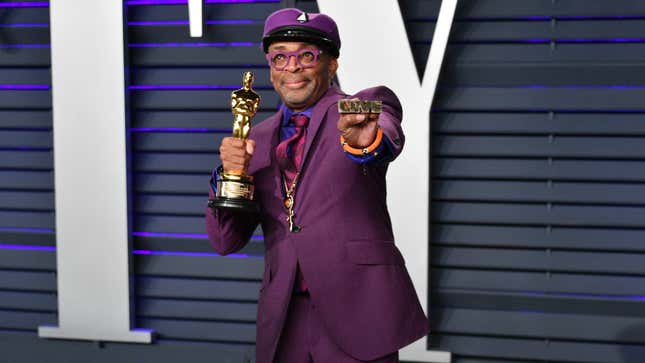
[{"xmin": 266, "ymin": 48, "xmax": 321, "ymax": 70}]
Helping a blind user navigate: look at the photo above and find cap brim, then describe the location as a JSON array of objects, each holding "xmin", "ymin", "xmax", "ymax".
[{"xmin": 263, "ymin": 26, "xmax": 339, "ymax": 58}]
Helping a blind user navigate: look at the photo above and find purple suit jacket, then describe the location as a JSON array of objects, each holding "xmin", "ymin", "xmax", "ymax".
[{"xmin": 205, "ymin": 85, "xmax": 429, "ymax": 362}]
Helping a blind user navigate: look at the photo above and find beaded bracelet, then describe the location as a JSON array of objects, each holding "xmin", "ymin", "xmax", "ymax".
[{"xmin": 340, "ymin": 127, "xmax": 384, "ymax": 156}]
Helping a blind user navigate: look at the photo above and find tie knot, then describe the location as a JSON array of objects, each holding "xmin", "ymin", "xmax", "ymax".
[{"xmin": 290, "ymin": 114, "xmax": 309, "ymax": 128}]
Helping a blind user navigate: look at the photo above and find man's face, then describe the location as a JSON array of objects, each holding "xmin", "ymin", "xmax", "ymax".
[{"xmin": 268, "ymin": 41, "xmax": 338, "ymax": 112}]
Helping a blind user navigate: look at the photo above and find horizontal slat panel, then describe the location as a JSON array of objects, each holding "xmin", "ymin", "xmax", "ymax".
[
  {"xmin": 0, "ymin": 27, "xmax": 49, "ymax": 45},
  {"xmin": 0, "ymin": 111, "xmax": 51, "ymax": 131},
  {"xmin": 0, "ymin": 171, "xmax": 53, "ymax": 189},
  {"xmin": 433, "ymin": 268, "xmax": 645, "ymax": 296},
  {"xmin": 134, "ymin": 235, "xmax": 265, "ymax": 256},
  {"xmin": 433, "ymin": 158, "xmax": 645, "ymax": 181},
  {"xmin": 134, "ymin": 254, "xmax": 264, "ymax": 280},
  {"xmin": 0, "ymin": 151, "xmax": 52, "ymax": 169},
  {"xmin": 131, "ymin": 68, "xmax": 272, "ymax": 87},
  {"xmin": 136, "ymin": 318, "xmax": 255, "ymax": 343},
  {"xmin": 129, "ymin": 24, "xmax": 262, "ymax": 44},
  {"xmin": 440, "ymin": 64, "xmax": 645, "ymax": 87},
  {"xmin": 0, "ymin": 310, "xmax": 54, "ymax": 330},
  {"xmin": 433, "ymin": 289, "xmax": 645, "ymax": 317},
  {"xmin": 0, "ymin": 291, "xmax": 55, "ymax": 311},
  {"xmin": 136, "ymin": 298, "xmax": 257, "ymax": 322},
  {"xmin": 131, "ymin": 89, "xmax": 280, "ymax": 110},
  {"xmin": 0, "ymin": 191, "xmax": 53, "ymax": 210},
  {"xmin": 0, "ymin": 130, "xmax": 51, "ymax": 148},
  {"xmin": 433, "ymin": 112, "xmax": 645, "ymax": 135},
  {"xmin": 436, "ymin": 88, "xmax": 645, "ymax": 111},
  {"xmin": 0, "ymin": 68, "xmax": 50, "ymax": 85},
  {"xmin": 433, "ymin": 180, "xmax": 645, "ymax": 204},
  {"xmin": 433, "ymin": 246, "xmax": 645, "ymax": 274},
  {"xmin": 135, "ymin": 173, "xmax": 210, "ymax": 194},
  {"xmin": 0, "ymin": 250, "xmax": 263, "ymax": 279},
  {"xmin": 0, "ymin": 90, "xmax": 50, "ymax": 109},
  {"xmin": 433, "ymin": 202, "xmax": 645, "ymax": 227},
  {"xmin": 0, "ymin": 270, "xmax": 55, "ymax": 292},
  {"xmin": 441, "ymin": 44, "xmax": 645, "ymax": 63},
  {"xmin": 0, "ymin": 249, "xmax": 54, "ymax": 270},
  {"xmin": 134, "ymin": 152, "xmax": 218, "ymax": 173},
  {"xmin": 433, "ymin": 136, "xmax": 645, "ymax": 159},
  {"xmin": 433, "ymin": 307, "xmax": 645, "ymax": 343},
  {"xmin": 132, "ymin": 110, "xmax": 276, "ymax": 130},
  {"xmin": 0, "ymin": 45, "xmax": 50, "ymax": 67},
  {"xmin": 128, "ymin": 3, "xmax": 282, "ymax": 22},
  {"xmin": 0, "ymin": 335, "xmax": 251, "ymax": 363},
  {"xmin": 136, "ymin": 276, "xmax": 259, "ymax": 301},
  {"xmin": 412, "ymin": 19, "xmax": 645, "ymax": 42},
  {"xmin": 130, "ymin": 46, "xmax": 266, "ymax": 67},
  {"xmin": 135, "ymin": 215, "xmax": 207, "ymax": 234},
  {"xmin": 402, "ymin": 0, "xmax": 645, "ymax": 19},
  {"xmin": 0, "ymin": 7, "xmax": 49, "ymax": 24},
  {"xmin": 132, "ymin": 133, "xmax": 224, "ymax": 152},
  {"xmin": 432, "ymin": 334, "xmax": 638, "ymax": 363},
  {"xmin": 0, "ymin": 211, "xmax": 53, "ymax": 229},
  {"xmin": 433, "ymin": 224, "xmax": 645, "ymax": 251},
  {"xmin": 135, "ymin": 195, "xmax": 207, "ymax": 215}
]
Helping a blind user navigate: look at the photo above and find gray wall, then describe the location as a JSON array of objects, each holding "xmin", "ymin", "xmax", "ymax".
[{"xmin": 2, "ymin": 0, "xmax": 645, "ymax": 362}]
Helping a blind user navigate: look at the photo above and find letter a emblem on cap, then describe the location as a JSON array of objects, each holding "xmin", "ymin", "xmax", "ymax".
[{"xmin": 297, "ymin": 12, "xmax": 309, "ymax": 23}]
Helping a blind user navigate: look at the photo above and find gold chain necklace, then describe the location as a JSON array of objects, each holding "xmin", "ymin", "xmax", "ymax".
[{"xmin": 282, "ymin": 172, "xmax": 301, "ymax": 233}]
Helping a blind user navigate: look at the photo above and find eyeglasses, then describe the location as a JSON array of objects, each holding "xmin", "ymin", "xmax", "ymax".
[{"xmin": 266, "ymin": 48, "xmax": 322, "ymax": 71}]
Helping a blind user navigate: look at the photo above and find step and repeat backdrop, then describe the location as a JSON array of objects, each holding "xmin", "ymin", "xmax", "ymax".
[{"xmin": 2, "ymin": 1, "xmax": 645, "ymax": 362}]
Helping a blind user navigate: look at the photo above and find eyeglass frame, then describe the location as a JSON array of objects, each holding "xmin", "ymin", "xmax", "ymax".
[{"xmin": 265, "ymin": 48, "xmax": 323, "ymax": 71}]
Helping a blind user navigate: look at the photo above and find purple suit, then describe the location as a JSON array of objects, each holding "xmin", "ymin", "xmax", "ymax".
[{"xmin": 205, "ymin": 85, "xmax": 429, "ymax": 362}]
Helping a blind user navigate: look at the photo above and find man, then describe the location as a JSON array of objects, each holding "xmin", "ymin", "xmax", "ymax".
[{"xmin": 206, "ymin": 8, "xmax": 429, "ymax": 363}]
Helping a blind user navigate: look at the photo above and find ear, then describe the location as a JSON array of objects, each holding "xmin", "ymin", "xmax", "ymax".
[{"xmin": 328, "ymin": 57, "xmax": 338, "ymax": 79}]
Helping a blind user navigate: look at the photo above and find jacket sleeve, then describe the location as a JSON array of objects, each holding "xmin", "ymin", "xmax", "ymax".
[
  {"xmin": 351, "ymin": 86, "xmax": 405, "ymax": 162},
  {"xmin": 205, "ymin": 181, "xmax": 260, "ymax": 256}
]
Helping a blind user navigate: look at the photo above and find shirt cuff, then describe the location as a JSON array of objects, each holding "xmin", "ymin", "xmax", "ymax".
[
  {"xmin": 342, "ymin": 134, "xmax": 394, "ymax": 165},
  {"xmin": 209, "ymin": 165, "xmax": 223, "ymax": 195}
]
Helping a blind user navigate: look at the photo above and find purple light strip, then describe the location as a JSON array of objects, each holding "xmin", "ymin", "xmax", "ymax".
[
  {"xmin": 0, "ymin": 23, "xmax": 48, "ymax": 27},
  {"xmin": 130, "ymin": 127, "xmax": 229, "ymax": 133},
  {"xmin": 0, "ymin": 227, "xmax": 53, "ymax": 233},
  {"xmin": 0, "ymin": 85, "xmax": 50, "ymax": 90},
  {"xmin": 133, "ymin": 231, "xmax": 207, "ymax": 239},
  {"xmin": 0, "ymin": 44, "xmax": 50, "ymax": 49},
  {"xmin": 132, "ymin": 231, "xmax": 263, "ymax": 242},
  {"xmin": 0, "ymin": 243, "xmax": 55, "ymax": 251},
  {"xmin": 132, "ymin": 249, "xmax": 255, "ymax": 258},
  {"xmin": 128, "ymin": 20, "xmax": 255, "ymax": 26},
  {"xmin": 128, "ymin": 42, "xmax": 257, "ymax": 47},
  {"xmin": 127, "ymin": 0, "xmax": 278, "ymax": 4},
  {"xmin": 0, "ymin": 244, "xmax": 260, "ymax": 258},
  {"xmin": 129, "ymin": 85, "xmax": 237, "ymax": 90},
  {"xmin": 0, "ymin": 2, "xmax": 48, "ymax": 7}
]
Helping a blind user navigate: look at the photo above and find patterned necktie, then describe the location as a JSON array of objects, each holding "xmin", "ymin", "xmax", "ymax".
[
  {"xmin": 275, "ymin": 113, "xmax": 310, "ymax": 292},
  {"xmin": 275, "ymin": 114, "xmax": 310, "ymax": 186}
]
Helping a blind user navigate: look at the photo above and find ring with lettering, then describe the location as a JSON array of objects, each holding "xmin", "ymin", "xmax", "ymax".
[{"xmin": 338, "ymin": 99, "xmax": 383, "ymax": 114}]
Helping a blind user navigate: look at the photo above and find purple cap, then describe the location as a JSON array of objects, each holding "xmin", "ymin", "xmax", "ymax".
[{"xmin": 262, "ymin": 8, "xmax": 341, "ymax": 58}]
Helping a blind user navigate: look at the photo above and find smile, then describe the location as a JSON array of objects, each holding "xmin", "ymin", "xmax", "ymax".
[{"xmin": 283, "ymin": 79, "xmax": 308, "ymax": 89}]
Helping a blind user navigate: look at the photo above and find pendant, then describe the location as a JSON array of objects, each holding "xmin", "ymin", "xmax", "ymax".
[
  {"xmin": 290, "ymin": 224, "xmax": 301, "ymax": 233},
  {"xmin": 284, "ymin": 196, "xmax": 293, "ymax": 209}
]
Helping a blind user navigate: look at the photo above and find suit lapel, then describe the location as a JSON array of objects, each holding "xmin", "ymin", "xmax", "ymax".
[
  {"xmin": 248, "ymin": 110, "xmax": 282, "ymax": 175},
  {"xmin": 300, "ymin": 86, "xmax": 344, "ymax": 172}
]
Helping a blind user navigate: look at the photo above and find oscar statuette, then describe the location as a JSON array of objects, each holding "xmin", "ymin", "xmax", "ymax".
[{"xmin": 208, "ymin": 71, "xmax": 261, "ymax": 213}]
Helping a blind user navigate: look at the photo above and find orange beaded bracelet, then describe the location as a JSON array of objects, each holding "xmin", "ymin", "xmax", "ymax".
[{"xmin": 340, "ymin": 127, "xmax": 384, "ymax": 156}]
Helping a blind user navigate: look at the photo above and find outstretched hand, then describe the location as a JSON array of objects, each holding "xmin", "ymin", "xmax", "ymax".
[{"xmin": 337, "ymin": 101, "xmax": 380, "ymax": 148}]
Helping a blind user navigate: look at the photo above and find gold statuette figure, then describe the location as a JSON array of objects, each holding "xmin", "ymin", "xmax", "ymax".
[{"xmin": 209, "ymin": 71, "xmax": 261, "ymax": 213}]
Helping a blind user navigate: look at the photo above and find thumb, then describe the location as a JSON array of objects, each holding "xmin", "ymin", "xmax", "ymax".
[{"xmin": 246, "ymin": 139, "xmax": 256, "ymax": 156}]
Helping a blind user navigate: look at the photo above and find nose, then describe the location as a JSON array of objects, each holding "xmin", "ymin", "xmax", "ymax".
[{"xmin": 283, "ymin": 54, "xmax": 301, "ymax": 72}]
